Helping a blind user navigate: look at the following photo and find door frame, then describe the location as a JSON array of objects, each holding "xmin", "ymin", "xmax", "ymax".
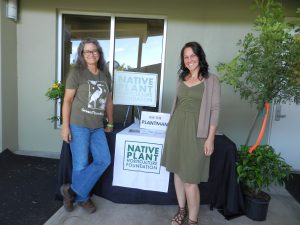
[{"xmin": 56, "ymin": 10, "xmax": 168, "ymax": 128}]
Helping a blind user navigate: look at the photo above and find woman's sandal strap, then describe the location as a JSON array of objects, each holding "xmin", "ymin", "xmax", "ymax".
[
  {"xmin": 171, "ymin": 207, "xmax": 187, "ymax": 225},
  {"xmin": 185, "ymin": 218, "xmax": 198, "ymax": 225}
]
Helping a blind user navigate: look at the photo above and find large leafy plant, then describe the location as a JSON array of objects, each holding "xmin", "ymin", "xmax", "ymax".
[
  {"xmin": 237, "ymin": 145, "xmax": 292, "ymax": 198},
  {"xmin": 217, "ymin": 0, "xmax": 300, "ymax": 145}
]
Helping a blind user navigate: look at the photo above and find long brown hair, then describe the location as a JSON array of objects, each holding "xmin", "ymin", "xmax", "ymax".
[
  {"xmin": 178, "ymin": 41, "xmax": 209, "ymax": 81},
  {"xmin": 75, "ymin": 37, "xmax": 111, "ymax": 86}
]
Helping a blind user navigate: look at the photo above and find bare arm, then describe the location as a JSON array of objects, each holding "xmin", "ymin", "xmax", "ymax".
[
  {"xmin": 61, "ymin": 89, "xmax": 76, "ymax": 143},
  {"xmin": 204, "ymin": 76, "xmax": 220, "ymax": 156},
  {"xmin": 104, "ymin": 92, "xmax": 113, "ymax": 132}
]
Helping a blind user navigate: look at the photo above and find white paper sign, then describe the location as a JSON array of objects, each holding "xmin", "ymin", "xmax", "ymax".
[
  {"xmin": 113, "ymin": 71, "xmax": 158, "ymax": 107},
  {"xmin": 113, "ymin": 123, "xmax": 170, "ymax": 192},
  {"xmin": 140, "ymin": 111, "xmax": 170, "ymax": 131}
]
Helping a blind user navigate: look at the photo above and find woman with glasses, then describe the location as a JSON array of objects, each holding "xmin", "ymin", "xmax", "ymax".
[
  {"xmin": 60, "ymin": 37, "xmax": 113, "ymax": 214},
  {"xmin": 161, "ymin": 41, "xmax": 220, "ymax": 225}
]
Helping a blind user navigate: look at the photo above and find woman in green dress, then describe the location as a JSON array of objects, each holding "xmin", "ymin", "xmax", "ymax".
[{"xmin": 161, "ymin": 42, "xmax": 220, "ymax": 225}]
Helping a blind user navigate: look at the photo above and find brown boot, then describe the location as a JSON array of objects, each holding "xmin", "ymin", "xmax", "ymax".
[
  {"xmin": 78, "ymin": 199, "xmax": 96, "ymax": 214},
  {"xmin": 60, "ymin": 183, "xmax": 75, "ymax": 212}
]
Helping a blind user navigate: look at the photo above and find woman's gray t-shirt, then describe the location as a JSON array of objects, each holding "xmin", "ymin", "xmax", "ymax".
[{"xmin": 66, "ymin": 68, "xmax": 111, "ymax": 128}]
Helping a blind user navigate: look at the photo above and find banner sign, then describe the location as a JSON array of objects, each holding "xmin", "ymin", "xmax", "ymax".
[
  {"xmin": 124, "ymin": 141, "xmax": 162, "ymax": 174},
  {"xmin": 140, "ymin": 111, "xmax": 170, "ymax": 131},
  {"xmin": 113, "ymin": 71, "xmax": 158, "ymax": 107},
  {"xmin": 113, "ymin": 123, "xmax": 169, "ymax": 192}
]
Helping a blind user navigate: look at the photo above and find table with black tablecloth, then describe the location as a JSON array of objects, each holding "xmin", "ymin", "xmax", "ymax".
[{"xmin": 56, "ymin": 126, "xmax": 244, "ymax": 219}]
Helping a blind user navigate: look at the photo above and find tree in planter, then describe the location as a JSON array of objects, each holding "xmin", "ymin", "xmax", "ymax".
[
  {"xmin": 217, "ymin": 0, "xmax": 300, "ymax": 146},
  {"xmin": 216, "ymin": 0, "xmax": 299, "ymax": 220}
]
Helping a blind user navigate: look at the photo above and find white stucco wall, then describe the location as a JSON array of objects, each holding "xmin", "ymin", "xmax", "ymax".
[{"xmin": 15, "ymin": 0, "xmax": 298, "ymax": 153}]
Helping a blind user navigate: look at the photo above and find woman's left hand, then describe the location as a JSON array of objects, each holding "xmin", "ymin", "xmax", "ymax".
[{"xmin": 204, "ymin": 138, "xmax": 214, "ymax": 156}]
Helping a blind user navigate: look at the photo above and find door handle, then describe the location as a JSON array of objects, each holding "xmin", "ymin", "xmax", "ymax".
[{"xmin": 275, "ymin": 104, "xmax": 286, "ymax": 121}]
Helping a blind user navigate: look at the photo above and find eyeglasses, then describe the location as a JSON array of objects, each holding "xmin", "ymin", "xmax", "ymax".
[{"xmin": 83, "ymin": 49, "xmax": 99, "ymax": 56}]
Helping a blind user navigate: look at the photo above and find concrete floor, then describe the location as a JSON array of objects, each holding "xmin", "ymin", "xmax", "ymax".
[{"xmin": 44, "ymin": 186, "xmax": 300, "ymax": 225}]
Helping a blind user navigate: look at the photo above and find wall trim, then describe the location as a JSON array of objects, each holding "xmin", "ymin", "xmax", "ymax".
[{"xmin": 15, "ymin": 149, "xmax": 60, "ymax": 159}]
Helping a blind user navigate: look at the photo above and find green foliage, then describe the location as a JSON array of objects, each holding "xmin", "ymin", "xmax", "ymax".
[
  {"xmin": 45, "ymin": 81, "xmax": 65, "ymax": 123},
  {"xmin": 45, "ymin": 81, "xmax": 65, "ymax": 100},
  {"xmin": 237, "ymin": 145, "xmax": 292, "ymax": 198},
  {"xmin": 237, "ymin": 145, "xmax": 292, "ymax": 197},
  {"xmin": 217, "ymin": 0, "xmax": 300, "ymax": 111},
  {"xmin": 116, "ymin": 63, "xmax": 134, "ymax": 71},
  {"xmin": 47, "ymin": 115, "xmax": 61, "ymax": 123},
  {"xmin": 215, "ymin": 0, "xmax": 296, "ymax": 200}
]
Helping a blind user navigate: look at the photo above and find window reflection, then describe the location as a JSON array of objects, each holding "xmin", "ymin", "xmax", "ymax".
[
  {"xmin": 141, "ymin": 36, "xmax": 163, "ymax": 67},
  {"xmin": 115, "ymin": 37, "xmax": 139, "ymax": 69},
  {"xmin": 113, "ymin": 18, "xmax": 164, "ymax": 125},
  {"xmin": 60, "ymin": 14, "xmax": 164, "ymax": 126},
  {"xmin": 62, "ymin": 14, "xmax": 110, "ymax": 84}
]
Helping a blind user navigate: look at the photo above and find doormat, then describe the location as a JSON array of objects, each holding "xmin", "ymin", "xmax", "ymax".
[{"xmin": 0, "ymin": 149, "xmax": 61, "ymax": 225}]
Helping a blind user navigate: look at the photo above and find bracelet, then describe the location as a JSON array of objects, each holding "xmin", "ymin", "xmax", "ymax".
[{"xmin": 107, "ymin": 123, "xmax": 114, "ymax": 128}]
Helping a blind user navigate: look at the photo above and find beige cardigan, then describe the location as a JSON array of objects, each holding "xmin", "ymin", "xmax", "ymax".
[{"xmin": 170, "ymin": 73, "xmax": 220, "ymax": 138}]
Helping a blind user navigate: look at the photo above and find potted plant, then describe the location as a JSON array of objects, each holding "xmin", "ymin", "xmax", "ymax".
[
  {"xmin": 45, "ymin": 80, "xmax": 65, "ymax": 123},
  {"xmin": 216, "ymin": 0, "xmax": 299, "ymax": 221},
  {"xmin": 237, "ymin": 145, "xmax": 292, "ymax": 220}
]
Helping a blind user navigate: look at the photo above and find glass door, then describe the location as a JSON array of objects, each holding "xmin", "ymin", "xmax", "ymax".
[
  {"xmin": 62, "ymin": 14, "xmax": 111, "ymax": 83},
  {"xmin": 58, "ymin": 14, "xmax": 111, "ymax": 126},
  {"xmin": 113, "ymin": 17, "xmax": 164, "ymax": 125},
  {"xmin": 58, "ymin": 12, "xmax": 165, "ymax": 127}
]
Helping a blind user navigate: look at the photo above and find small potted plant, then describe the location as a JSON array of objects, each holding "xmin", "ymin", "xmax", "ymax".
[
  {"xmin": 237, "ymin": 145, "xmax": 292, "ymax": 220},
  {"xmin": 45, "ymin": 81, "xmax": 65, "ymax": 123}
]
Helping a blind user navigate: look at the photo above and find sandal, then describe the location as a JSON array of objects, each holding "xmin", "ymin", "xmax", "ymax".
[
  {"xmin": 171, "ymin": 206, "xmax": 188, "ymax": 225},
  {"xmin": 184, "ymin": 218, "xmax": 198, "ymax": 225}
]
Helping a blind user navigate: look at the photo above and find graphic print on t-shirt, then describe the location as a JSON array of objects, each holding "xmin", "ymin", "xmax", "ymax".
[{"xmin": 87, "ymin": 80, "xmax": 108, "ymax": 110}]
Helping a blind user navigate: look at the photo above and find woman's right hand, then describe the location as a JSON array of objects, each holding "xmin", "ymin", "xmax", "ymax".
[{"xmin": 61, "ymin": 125, "xmax": 72, "ymax": 143}]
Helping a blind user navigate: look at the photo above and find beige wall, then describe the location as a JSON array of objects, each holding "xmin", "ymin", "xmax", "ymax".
[
  {"xmin": 15, "ymin": 0, "xmax": 299, "ymax": 153},
  {"xmin": 0, "ymin": 0, "xmax": 2, "ymax": 152},
  {"xmin": 1, "ymin": 0, "xmax": 18, "ymax": 152},
  {"xmin": 162, "ymin": 21, "xmax": 262, "ymax": 145}
]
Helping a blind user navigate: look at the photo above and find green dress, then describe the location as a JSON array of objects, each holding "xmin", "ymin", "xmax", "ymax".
[{"xmin": 161, "ymin": 81, "xmax": 210, "ymax": 184}]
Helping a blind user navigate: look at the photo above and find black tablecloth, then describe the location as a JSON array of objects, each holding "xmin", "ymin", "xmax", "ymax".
[{"xmin": 56, "ymin": 127, "xmax": 244, "ymax": 218}]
